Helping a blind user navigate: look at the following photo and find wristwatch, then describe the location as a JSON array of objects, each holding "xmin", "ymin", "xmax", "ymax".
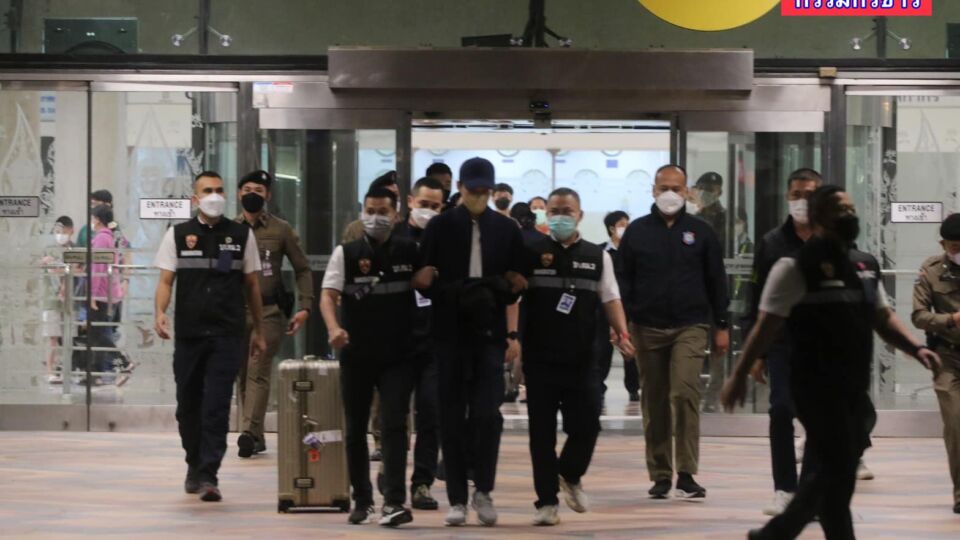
[{"xmin": 506, "ymin": 331, "xmax": 519, "ymax": 341}]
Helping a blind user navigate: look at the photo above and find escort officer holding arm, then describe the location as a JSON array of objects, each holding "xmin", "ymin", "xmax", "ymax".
[
  {"xmin": 723, "ymin": 185, "xmax": 940, "ymax": 540},
  {"xmin": 911, "ymin": 212, "xmax": 960, "ymax": 515},
  {"xmin": 412, "ymin": 157, "xmax": 527, "ymax": 527},
  {"xmin": 154, "ymin": 171, "xmax": 266, "ymax": 503},
  {"xmin": 319, "ymin": 186, "xmax": 419, "ymax": 528},
  {"xmin": 618, "ymin": 164, "xmax": 730, "ymax": 500},
  {"xmin": 234, "ymin": 170, "xmax": 314, "ymax": 458},
  {"xmin": 392, "ymin": 176, "xmax": 445, "ymax": 510},
  {"xmin": 519, "ymin": 188, "xmax": 634, "ymax": 526}
]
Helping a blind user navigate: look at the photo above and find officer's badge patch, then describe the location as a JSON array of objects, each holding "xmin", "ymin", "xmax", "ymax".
[
  {"xmin": 821, "ymin": 262, "xmax": 835, "ymax": 278},
  {"xmin": 185, "ymin": 235, "xmax": 198, "ymax": 249},
  {"xmin": 358, "ymin": 258, "xmax": 372, "ymax": 275},
  {"xmin": 682, "ymin": 231, "xmax": 695, "ymax": 245},
  {"xmin": 541, "ymin": 253, "xmax": 554, "ymax": 267}
]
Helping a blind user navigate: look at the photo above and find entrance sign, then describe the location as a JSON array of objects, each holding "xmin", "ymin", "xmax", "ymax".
[
  {"xmin": 639, "ymin": 0, "xmax": 779, "ymax": 31},
  {"xmin": 139, "ymin": 198, "xmax": 192, "ymax": 220},
  {"xmin": 890, "ymin": 202, "xmax": 942, "ymax": 223},
  {"xmin": 0, "ymin": 196, "xmax": 40, "ymax": 218}
]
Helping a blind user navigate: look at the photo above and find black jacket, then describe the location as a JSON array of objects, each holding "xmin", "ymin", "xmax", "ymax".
[
  {"xmin": 742, "ymin": 216, "xmax": 806, "ymax": 331},
  {"xmin": 618, "ymin": 205, "xmax": 729, "ymax": 329}
]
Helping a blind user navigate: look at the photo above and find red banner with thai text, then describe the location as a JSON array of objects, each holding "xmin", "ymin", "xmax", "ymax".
[{"xmin": 782, "ymin": 0, "xmax": 931, "ymax": 16}]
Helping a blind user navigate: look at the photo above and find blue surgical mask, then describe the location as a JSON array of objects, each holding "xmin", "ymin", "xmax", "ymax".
[{"xmin": 548, "ymin": 215, "xmax": 578, "ymax": 242}]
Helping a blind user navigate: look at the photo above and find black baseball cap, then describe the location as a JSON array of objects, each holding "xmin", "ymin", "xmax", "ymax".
[
  {"xmin": 695, "ymin": 172, "xmax": 723, "ymax": 189},
  {"xmin": 941, "ymin": 213, "xmax": 960, "ymax": 241},
  {"xmin": 459, "ymin": 157, "xmax": 495, "ymax": 190},
  {"xmin": 239, "ymin": 170, "xmax": 273, "ymax": 190}
]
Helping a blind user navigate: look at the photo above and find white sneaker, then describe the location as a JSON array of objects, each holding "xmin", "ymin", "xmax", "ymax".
[
  {"xmin": 532, "ymin": 504, "xmax": 560, "ymax": 526},
  {"xmin": 763, "ymin": 490, "xmax": 794, "ymax": 516},
  {"xmin": 471, "ymin": 491, "xmax": 498, "ymax": 526},
  {"xmin": 795, "ymin": 435, "xmax": 806, "ymax": 463},
  {"xmin": 444, "ymin": 504, "xmax": 467, "ymax": 527},
  {"xmin": 559, "ymin": 476, "xmax": 589, "ymax": 513},
  {"xmin": 857, "ymin": 460, "xmax": 874, "ymax": 480}
]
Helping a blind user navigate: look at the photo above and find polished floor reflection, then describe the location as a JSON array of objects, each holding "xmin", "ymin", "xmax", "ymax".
[{"xmin": 1, "ymin": 431, "xmax": 956, "ymax": 539}]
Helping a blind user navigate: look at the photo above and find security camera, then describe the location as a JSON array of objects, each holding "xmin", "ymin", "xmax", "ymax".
[{"xmin": 529, "ymin": 100, "xmax": 551, "ymax": 116}]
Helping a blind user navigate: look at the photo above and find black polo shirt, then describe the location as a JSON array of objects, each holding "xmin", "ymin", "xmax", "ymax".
[
  {"xmin": 742, "ymin": 215, "xmax": 806, "ymax": 332},
  {"xmin": 419, "ymin": 205, "xmax": 526, "ymax": 342},
  {"xmin": 619, "ymin": 205, "xmax": 729, "ymax": 329}
]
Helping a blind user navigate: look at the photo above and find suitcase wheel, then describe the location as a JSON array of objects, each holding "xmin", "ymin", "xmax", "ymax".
[{"xmin": 278, "ymin": 499, "xmax": 294, "ymax": 513}]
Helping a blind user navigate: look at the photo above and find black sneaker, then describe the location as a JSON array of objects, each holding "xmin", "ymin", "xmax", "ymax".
[
  {"xmin": 747, "ymin": 529, "xmax": 764, "ymax": 540},
  {"xmin": 237, "ymin": 431, "xmax": 256, "ymax": 458},
  {"xmin": 348, "ymin": 505, "xmax": 376, "ymax": 525},
  {"xmin": 379, "ymin": 504, "xmax": 414, "ymax": 527},
  {"xmin": 199, "ymin": 482, "xmax": 222, "ymax": 502},
  {"xmin": 953, "ymin": 502, "xmax": 959, "ymax": 514},
  {"xmin": 675, "ymin": 473, "xmax": 706, "ymax": 499},
  {"xmin": 629, "ymin": 391, "xmax": 640, "ymax": 402},
  {"xmin": 253, "ymin": 437, "xmax": 267, "ymax": 454},
  {"xmin": 184, "ymin": 470, "xmax": 201, "ymax": 494},
  {"xmin": 411, "ymin": 484, "xmax": 439, "ymax": 510},
  {"xmin": 648, "ymin": 479, "xmax": 672, "ymax": 499}
]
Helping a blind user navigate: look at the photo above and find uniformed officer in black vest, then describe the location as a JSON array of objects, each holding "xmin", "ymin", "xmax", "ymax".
[
  {"xmin": 519, "ymin": 188, "xmax": 634, "ymax": 526},
  {"xmin": 154, "ymin": 171, "xmax": 266, "ymax": 503},
  {"xmin": 319, "ymin": 186, "xmax": 419, "ymax": 528},
  {"xmin": 722, "ymin": 185, "xmax": 940, "ymax": 540}
]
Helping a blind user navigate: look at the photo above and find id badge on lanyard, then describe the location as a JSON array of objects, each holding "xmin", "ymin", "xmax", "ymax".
[{"xmin": 557, "ymin": 291, "xmax": 576, "ymax": 314}]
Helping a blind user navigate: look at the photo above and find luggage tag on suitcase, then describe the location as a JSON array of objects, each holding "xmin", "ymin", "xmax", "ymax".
[{"xmin": 556, "ymin": 292, "xmax": 576, "ymax": 314}]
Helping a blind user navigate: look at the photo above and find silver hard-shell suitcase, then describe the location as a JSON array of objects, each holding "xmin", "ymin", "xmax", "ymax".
[{"xmin": 277, "ymin": 357, "xmax": 351, "ymax": 513}]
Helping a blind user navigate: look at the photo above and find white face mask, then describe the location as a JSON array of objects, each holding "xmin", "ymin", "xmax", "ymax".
[
  {"xmin": 54, "ymin": 233, "xmax": 70, "ymax": 246},
  {"xmin": 789, "ymin": 199, "xmax": 809, "ymax": 224},
  {"xmin": 685, "ymin": 200, "xmax": 700, "ymax": 215},
  {"xmin": 362, "ymin": 213, "xmax": 394, "ymax": 241},
  {"xmin": 700, "ymin": 191, "xmax": 719, "ymax": 207},
  {"xmin": 656, "ymin": 190, "xmax": 686, "ymax": 216},
  {"xmin": 950, "ymin": 252, "xmax": 960, "ymax": 267},
  {"xmin": 615, "ymin": 226, "xmax": 626, "ymax": 240},
  {"xmin": 198, "ymin": 193, "xmax": 226, "ymax": 218},
  {"xmin": 411, "ymin": 207, "xmax": 438, "ymax": 229}
]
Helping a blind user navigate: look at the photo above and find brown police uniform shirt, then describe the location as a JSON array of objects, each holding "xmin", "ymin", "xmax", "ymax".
[
  {"xmin": 236, "ymin": 212, "xmax": 314, "ymax": 313},
  {"xmin": 913, "ymin": 254, "xmax": 960, "ymax": 357}
]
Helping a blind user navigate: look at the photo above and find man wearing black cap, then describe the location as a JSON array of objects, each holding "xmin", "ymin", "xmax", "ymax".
[
  {"xmin": 413, "ymin": 156, "xmax": 527, "ymax": 527},
  {"xmin": 234, "ymin": 170, "xmax": 314, "ymax": 458},
  {"xmin": 912, "ymin": 212, "xmax": 960, "ymax": 515},
  {"xmin": 722, "ymin": 185, "xmax": 940, "ymax": 539}
]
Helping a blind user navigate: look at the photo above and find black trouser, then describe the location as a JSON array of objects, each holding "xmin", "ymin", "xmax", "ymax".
[
  {"xmin": 410, "ymin": 348, "xmax": 440, "ymax": 490},
  {"xmin": 768, "ymin": 341, "xmax": 800, "ymax": 492},
  {"xmin": 758, "ymin": 380, "xmax": 874, "ymax": 540},
  {"xmin": 173, "ymin": 336, "xmax": 243, "ymax": 484},
  {"xmin": 594, "ymin": 326, "xmax": 640, "ymax": 397},
  {"xmin": 88, "ymin": 301, "xmax": 116, "ymax": 372},
  {"xmin": 525, "ymin": 363, "xmax": 602, "ymax": 508},
  {"xmin": 436, "ymin": 340, "xmax": 505, "ymax": 505},
  {"xmin": 340, "ymin": 348, "xmax": 415, "ymax": 508}
]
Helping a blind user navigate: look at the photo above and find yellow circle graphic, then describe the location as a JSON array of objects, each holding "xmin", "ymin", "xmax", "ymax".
[{"xmin": 639, "ymin": 0, "xmax": 779, "ymax": 31}]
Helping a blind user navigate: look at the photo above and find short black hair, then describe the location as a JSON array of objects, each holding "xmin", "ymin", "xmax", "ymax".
[
  {"xmin": 194, "ymin": 170, "xmax": 222, "ymax": 183},
  {"xmin": 412, "ymin": 176, "xmax": 445, "ymax": 196},
  {"xmin": 365, "ymin": 186, "xmax": 398, "ymax": 208},
  {"xmin": 448, "ymin": 192, "xmax": 462, "ymax": 207},
  {"xmin": 91, "ymin": 204, "xmax": 114, "ymax": 226},
  {"xmin": 90, "ymin": 189, "xmax": 113, "ymax": 205},
  {"xmin": 787, "ymin": 167, "xmax": 823, "ymax": 186},
  {"xmin": 603, "ymin": 211, "xmax": 630, "ymax": 236},
  {"xmin": 528, "ymin": 196, "xmax": 547, "ymax": 206},
  {"xmin": 426, "ymin": 162, "xmax": 452, "ymax": 177},
  {"xmin": 56, "ymin": 215, "xmax": 74, "ymax": 228},
  {"xmin": 548, "ymin": 187, "xmax": 581, "ymax": 204},
  {"xmin": 808, "ymin": 185, "xmax": 845, "ymax": 228},
  {"xmin": 655, "ymin": 164, "xmax": 687, "ymax": 179},
  {"xmin": 494, "ymin": 183, "xmax": 514, "ymax": 195},
  {"xmin": 370, "ymin": 171, "xmax": 398, "ymax": 190},
  {"xmin": 511, "ymin": 202, "xmax": 536, "ymax": 229}
]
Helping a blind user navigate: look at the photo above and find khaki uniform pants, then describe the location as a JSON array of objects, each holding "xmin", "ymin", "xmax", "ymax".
[
  {"xmin": 934, "ymin": 347, "xmax": 960, "ymax": 505},
  {"xmin": 632, "ymin": 323, "xmax": 709, "ymax": 481},
  {"xmin": 238, "ymin": 304, "xmax": 286, "ymax": 438}
]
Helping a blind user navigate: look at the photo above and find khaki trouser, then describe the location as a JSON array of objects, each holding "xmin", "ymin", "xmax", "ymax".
[
  {"xmin": 632, "ymin": 323, "xmax": 709, "ymax": 481},
  {"xmin": 239, "ymin": 304, "xmax": 287, "ymax": 439},
  {"xmin": 934, "ymin": 347, "xmax": 960, "ymax": 505}
]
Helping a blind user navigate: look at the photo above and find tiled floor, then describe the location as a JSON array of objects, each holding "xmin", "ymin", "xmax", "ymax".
[{"xmin": 0, "ymin": 431, "xmax": 956, "ymax": 539}]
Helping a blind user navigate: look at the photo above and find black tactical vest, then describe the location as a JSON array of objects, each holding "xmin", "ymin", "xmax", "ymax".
[
  {"xmin": 787, "ymin": 237, "xmax": 880, "ymax": 395},
  {"xmin": 340, "ymin": 235, "xmax": 418, "ymax": 358},
  {"xmin": 173, "ymin": 217, "xmax": 250, "ymax": 339},
  {"xmin": 523, "ymin": 236, "xmax": 605, "ymax": 366}
]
